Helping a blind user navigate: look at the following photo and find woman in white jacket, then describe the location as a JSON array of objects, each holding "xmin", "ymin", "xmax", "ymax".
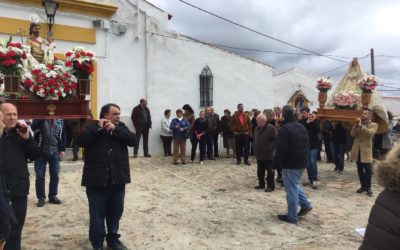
[{"xmin": 160, "ymin": 109, "xmax": 173, "ymax": 156}]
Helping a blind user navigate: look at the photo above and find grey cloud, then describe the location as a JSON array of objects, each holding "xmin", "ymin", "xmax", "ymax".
[{"xmin": 148, "ymin": 0, "xmax": 400, "ymax": 91}]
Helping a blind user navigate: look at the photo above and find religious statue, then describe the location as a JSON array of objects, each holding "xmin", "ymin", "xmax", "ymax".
[{"xmin": 24, "ymin": 22, "xmax": 55, "ymax": 65}]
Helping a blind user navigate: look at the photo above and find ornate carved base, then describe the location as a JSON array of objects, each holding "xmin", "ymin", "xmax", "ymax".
[
  {"xmin": 4, "ymin": 75, "xmax": 21, "ymax": 93},
  {"xmin": 6, "ymin": 99, "xmax": 90, "ymax": 119}
]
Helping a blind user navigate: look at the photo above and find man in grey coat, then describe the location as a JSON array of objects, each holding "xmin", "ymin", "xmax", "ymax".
[{"xmin": 253, "ymin": 114, "xmax": 277, "ymax": 192}]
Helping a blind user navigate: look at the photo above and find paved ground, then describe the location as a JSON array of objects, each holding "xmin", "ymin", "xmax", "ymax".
[{"xmin": 21, "ymin": 154, "xmax": 378, "ymax": 249}]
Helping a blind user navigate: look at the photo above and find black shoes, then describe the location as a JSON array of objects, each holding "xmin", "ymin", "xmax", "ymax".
[
  {"xmin": 49, "ymin": 196, "xmax": 62, "ymax": 205},
  {"xmin": 357, "ymin": 187, "xmax": 366, "ymax": 193},
  {"xmin": 265, "ymin": 187, "xmax": 275, "ymax": 192},
  {"xmin": 277, "ymin": 215, "xmax": 296, "ymax": 224},
  {"xmin": 133, "ymin": 154, "xmax": 138, "ymax": 158},
  {"xmin": 236, "ymin": 161, "xmax": 241, "ymax": 165},
  {"xmin": 72, "ymin": 155, "xmax": 79, "ymax": 161},
  {"xmin": 144, "ymin": 154, "xmax": 151, "ymax": 158},
  {"xmin": 366, "ymin": 189, "xmax": 373, "ymax": 196},
  {"xmin": 93, "ymin": 247, "xmax": 103, "ymax": 250},
  {"xmin": 255, "ymin": 185, "xmax": 265, "ymax": 190},
  {"xmin": 298, "ymin": 207, "xmax": 313, "ymax": 217},
  {"xmin": 108, "ymin": 240, "xmax": 128, "ymax": 250},
  {"xmin": 244, "ymin": 161, "xmax": 251, "ymax": 166},
  {"xmin": 37, "ymin": 198, "xmax": 45, "ymax": 207}
]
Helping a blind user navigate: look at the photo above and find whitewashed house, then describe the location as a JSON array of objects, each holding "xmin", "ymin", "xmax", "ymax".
[{"xmin": 0, "ymin": 0, "xmax": 320, "ymax": 154}]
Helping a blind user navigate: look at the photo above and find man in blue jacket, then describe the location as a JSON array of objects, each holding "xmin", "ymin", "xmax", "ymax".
[
  {"xmin": 273, "ymin": 105, "xmax": 313, "ymax": 224},
  {"xmin": 31, "ymin": 119, "xmax": 66, "ymax": 207}
]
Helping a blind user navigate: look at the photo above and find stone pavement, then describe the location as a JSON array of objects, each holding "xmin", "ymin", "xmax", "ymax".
[{"xmin": 22, "ymin": 155, "xmax": 378, "ymax": 249}]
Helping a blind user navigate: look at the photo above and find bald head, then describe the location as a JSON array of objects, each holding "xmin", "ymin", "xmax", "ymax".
[
  {"xmin": 256, "ymin": 114, "xmax": 267, "ymax": 127},
  {"xmin": 1, "ymin": 103, "xmax": 18, "ymax": 128}
]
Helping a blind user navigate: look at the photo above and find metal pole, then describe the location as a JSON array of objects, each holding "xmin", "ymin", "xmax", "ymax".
[{"xmin": 370, "ymin": 48, "xmax": 375, "ymax": 75}]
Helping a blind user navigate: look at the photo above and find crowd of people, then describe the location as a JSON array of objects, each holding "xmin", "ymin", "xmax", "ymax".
[{"xmin": 0, "ymin": 99, "xmax": 399, "ymax": 249}]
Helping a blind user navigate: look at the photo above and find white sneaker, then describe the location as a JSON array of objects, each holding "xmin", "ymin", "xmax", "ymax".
[{"xmin": 312, "ymin": 181, "xmax": 318, "ymax": 189}]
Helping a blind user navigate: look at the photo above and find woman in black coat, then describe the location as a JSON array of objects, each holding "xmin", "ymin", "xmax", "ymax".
[{"xmin": 360, "ymin": 143, "xmax": 400, "ymax": 249}]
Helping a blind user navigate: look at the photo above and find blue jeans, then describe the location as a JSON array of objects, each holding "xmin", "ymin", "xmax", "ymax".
[
  {"xmin": 307, "ymin": 148, "xmax": 318, "ymax": 183},
  {"xmin": 34, "ymin": 153, "xmax": 60, "ymax": 199},
  {"xmin": 282, "ymin": 168, "xmax": 312, "ymax": 223},
  {"xmin": 333, "ymin": 142, "xmax": 346, "ymax": 171},
  {"xmin": 86, "ymin": 183, "xmax": 125, "ymax": 248}
]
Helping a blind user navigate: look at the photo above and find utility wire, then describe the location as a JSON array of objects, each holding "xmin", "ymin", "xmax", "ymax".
[
  {"xmin": 150, "ymin": 32, "xmax": 358, "ymax": 59},
  {"xmin": 319, "ymin": 54, "xmax": 370, "ymax": 75},
  {"xmin": 177, "ymin": 0, "xmax": 348, "ymax": 63}
]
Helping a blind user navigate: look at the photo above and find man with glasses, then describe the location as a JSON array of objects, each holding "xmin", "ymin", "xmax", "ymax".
[{"xmin": 77, "ymin": 103, "xmax": 136, "ymax": 250}]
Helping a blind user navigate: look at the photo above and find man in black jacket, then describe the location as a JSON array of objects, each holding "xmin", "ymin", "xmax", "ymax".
[
  {"xmin": 130, "ymin": 99, "xmax": 151, "ymax": 158},
  {"xmin": 301, "ymin": 112, "xmax": 320, "ymax": 189},
  {"xmin": 273, "ymin": 105, "xmax": 313, "ymax": 224},
  {"xmin": 0, "ymin": 111, "xmax": 11, "ymax": 249},
  {"xmin": 0, "ymin": 173, "xmax": 10, "ymax": 250},
  {"xmin": 1, "ymin": 103, "xmax": 41, "ymax": 250},
  {"xmin": 77, "ymin": 103, "xmax": 136, "ymax": 250}
]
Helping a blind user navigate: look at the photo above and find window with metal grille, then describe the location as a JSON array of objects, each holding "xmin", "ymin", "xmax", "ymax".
[{"xmin": 199, "ymin": 66, "xmax": 213, "ymax": 107}]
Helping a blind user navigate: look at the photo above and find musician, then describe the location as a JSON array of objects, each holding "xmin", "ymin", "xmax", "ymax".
[{"xmin": 350, "ymin": 109, "xmax": 378, "ymax": 196}]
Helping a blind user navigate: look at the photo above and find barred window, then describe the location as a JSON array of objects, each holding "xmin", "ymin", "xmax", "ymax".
[{"xmin": 199, "ymin": 66, "xmax": 213, "ymax": 107}]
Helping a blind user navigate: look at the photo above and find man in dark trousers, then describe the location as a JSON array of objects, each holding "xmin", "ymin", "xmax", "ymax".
[
  {"xmin": 77, "ymin": 103, "xmax": 136, "ymax": 250},
  {"xmin": 350, "ymin": 109, "xmax": 378, "ymax": 196},
  {"xmin": 1, "ymin": 103, "xmax": 41, "ymax": 250},
  {"xmin": 230, "ymin": 103, "xmax": 252, "ymax": 165},
  {"xmin": 210, "ymin": 106, "xmax": 220, "ymax": 158},
  {"xmin": 31, "ymin": 119, "xmax": 66, "ymax": 207},
  {"xmin": 205, "ymin": 106, "xmax": 218, "ymax": 160},
  {"xmin": 0, "ymin": 110, "xmax": 12, "ymax": 249},
  {"xmin": 131, "ymin": 98, "xmax": 151, "ymax": 158},
  {"xmin": 273, "ymin": 105, "xmax": 313, "ymax": 224},
  {"xmin": 253, "ymin": 114, "xmax": 277, "ymax": 192}
]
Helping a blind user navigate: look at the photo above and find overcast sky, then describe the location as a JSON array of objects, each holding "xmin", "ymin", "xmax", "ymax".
[{"xmin": 148, "ymin": 0, "xmax": 400, "ymax": 95}]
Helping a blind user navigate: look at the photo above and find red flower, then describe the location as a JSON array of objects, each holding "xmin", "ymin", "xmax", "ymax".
[
  {"xmin": 65, "ymin": 61, "xmax": 72, "ymax": 67},
  {"xmin": 22, "ymin": 52, "xmax": 27, "ymax": 60},
  {"xmin": 33, "ymin": 85, "xmax": 40, "ymax": 93},
  {"xmin": 75, "ymin": 52, "xmax": 81, "ymax": 58},
  {"xmin": 47, "ymin": 64, "xmax": 54, "ymax": 70},
  {"xmin": 24, "ymin": 78, "xmax": 32, "ymax": 87},
  {"xmin": 71, "ymin": 83, "xmax": 77, "ymax": 89},
  {"xmin": 81, "ymin": 51, "xmax": 86, "ymax": 56},
  {"xmin": 65, "ymin": 51, "xmax": 72, "ymax": 57},
  {"xmin": 86, "ymin": 52, "xmax": 93, "ymax": 57},
  {"xmin": 49, "ymin": 88, "xmax": 55, "ymax": 94},
  {"xmin": 6, "ymin": 51, "xmax": 17, "ymax": 58},
  {"xmin": 40, "ymin": 74, "xmax": 46, "ymax": 79},
  {"xmin": 32, "ymin": 69, "xmax": 40, "ymax": 75}
]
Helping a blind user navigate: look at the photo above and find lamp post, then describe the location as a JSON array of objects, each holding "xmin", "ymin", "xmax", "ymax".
[{"xmin": 42, "ymin": 0, "xmax": 59, "ymax": 36}]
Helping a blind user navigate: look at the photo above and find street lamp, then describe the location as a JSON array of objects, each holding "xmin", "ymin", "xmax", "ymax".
[{"xmin": 42, "ymin": 0, "xmax": 59, "ymax": 36}]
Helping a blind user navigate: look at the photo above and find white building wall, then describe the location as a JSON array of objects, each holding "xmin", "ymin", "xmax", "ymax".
[
  {"xmin": 1, "ymin": 0, "xmax": 324, "ymax": 155},
  {"xmin": 145, "ymin": 32, "xmax": 274, "ymax": 153},
  {"xmin": 272, "ymin": 68, "xmax": 322, "ymax": 111}
]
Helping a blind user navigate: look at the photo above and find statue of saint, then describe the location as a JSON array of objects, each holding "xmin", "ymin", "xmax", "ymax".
[{"xmin": 24, "ymin": 22, "xmax": 55, "ymax": 64}]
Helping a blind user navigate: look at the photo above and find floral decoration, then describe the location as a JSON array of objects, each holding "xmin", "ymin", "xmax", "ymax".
[
  {"xmin": 64, "ymin": 47, "xmax": 96, "ymax": 79},
  {"xmin": 316, "ymin": 77, "xmax": 333, "ymax": 93},
  {"xmin": 358, "ymin": 75, "xmax": 378, "ymax": 93},
  {"xmin": 0, "ymin": 41, "xmax": 27, "ymax": 76},
  {"xmin": 332, "ymin": 91, "xmax": 361, "ymax": 110},
  {"xmin": 21, "ymin": 63, "xmax": 77, "ymax": 99}
]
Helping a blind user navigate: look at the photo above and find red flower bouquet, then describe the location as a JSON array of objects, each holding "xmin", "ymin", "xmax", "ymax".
[
  {"xmin": 65, "ymin": 47, "xmax": 96, "ymax": 79},
  {"xmin": 21, "ymin": 63, "xmax": 77, "ymax": 99},
  {"xmin": 0, "ymin": 41, "xmax": 27, "ymax": 76}
]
